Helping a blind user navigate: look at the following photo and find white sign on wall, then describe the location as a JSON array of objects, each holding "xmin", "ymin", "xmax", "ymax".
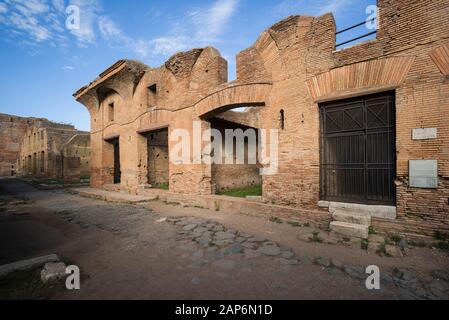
[
  {"xmin": 412, "ymin": 128, "xmax": 437, "ymax": 140},
  {"xmin": 409, "ymin": 160, "xmax": 438, "ymax": 189}
]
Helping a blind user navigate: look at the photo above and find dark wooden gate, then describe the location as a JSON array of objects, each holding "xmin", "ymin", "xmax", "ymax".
[{"xmin": 320, "ymin": 92, "xmax": 396, "ymax": 205}]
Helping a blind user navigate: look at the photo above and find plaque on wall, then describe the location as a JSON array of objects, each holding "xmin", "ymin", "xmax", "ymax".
[
  {"xmin": 412, "ymin": 128, "xmax": 437, "ymax": 140},
  {"xmin": 409, "ymin": 160, "xmax": 438, "ymax": 188}
]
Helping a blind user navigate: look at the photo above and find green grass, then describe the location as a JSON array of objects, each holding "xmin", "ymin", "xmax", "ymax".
[
  {"xmin": 287, "ymin": 221, "xmax": 302, "ymax": 227},
  {"xmin": 361, "ymin": 239, "xmax": 369, "ymax": 250},
  {"xmin": 434, "ymin": 241, "xmax": 449, "ymax": 250},
  {"xmin": 218, "ymin": 186, "xmax": 262, "ymax": 198},
  {"xmin": 154, "ymin": 183, "xmax": 169, "ymax": 190},
  {"xmin": 434, "ymin": 231, "xmax": 449, "ymax": 241},
  {"xmin": 389, "ymin": 234, "xmax": 403, "ymax": 243}
]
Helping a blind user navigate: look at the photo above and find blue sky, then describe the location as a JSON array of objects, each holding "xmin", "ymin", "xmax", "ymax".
[{"xmin": 0, "ymin": 0, "xmax": 376, "ymax": 131}]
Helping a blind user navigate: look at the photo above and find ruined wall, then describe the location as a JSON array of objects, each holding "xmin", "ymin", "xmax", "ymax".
[
  {"xmin": 18, "ymin": 122, "xmax": 90, "ymax": 182},
  {"xmin": 0, "ymin": 114, "xmax": 47, "ymax": 177},
  {"xmin": 210, "ymin": 118, "xmax": 261, "ymax": 193},
  {"xmin": 146, "ymin": 130, "xmax": 169, "ymax": 186}
]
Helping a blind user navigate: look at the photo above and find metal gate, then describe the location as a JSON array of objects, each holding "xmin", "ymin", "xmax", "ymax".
[{"xmin": 320, "ymin": 92, "xmax": 396, "ymax": 205}]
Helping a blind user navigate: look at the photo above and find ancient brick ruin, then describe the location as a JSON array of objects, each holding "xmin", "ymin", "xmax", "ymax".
[
  {"xmin": 0, "ymin": 113, "xmax": 48, "ymax": 177},
  {"xmin": 17, "ymin": 120, "xmax": 90, "ymax": 183},
  {"xmin": 74, "ymin": 0, "xmax": 449, "ymax": 238}
]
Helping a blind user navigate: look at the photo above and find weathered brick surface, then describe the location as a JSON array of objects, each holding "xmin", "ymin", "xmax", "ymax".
[
  {"xmin": 75, "ymin": 0, "xmax": 449, "ymax": 237},
  {"xmin": 17, "ymin": 122, "xmax": 90, "ymax": 182},
  {"xmin": 0, "ymin": 113, "xmax": 48, "ymax": 177}
]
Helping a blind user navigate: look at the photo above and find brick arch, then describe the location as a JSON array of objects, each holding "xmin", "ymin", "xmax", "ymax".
[
  {"xmin": 194, "ymin": 82, "xmax": 272, "ymax": 118},
  {"xmin": 306, "ymin": 56, "xmax": 415, "ymax": 101},
  {"xmin": 137, "ymin": 109, "xmax": 172, "ymax": 133}
]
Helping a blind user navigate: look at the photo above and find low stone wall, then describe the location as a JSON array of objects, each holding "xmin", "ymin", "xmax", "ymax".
[{"xmin": 136, "ymin": 187, "xmax": 331, "ymax": 228}]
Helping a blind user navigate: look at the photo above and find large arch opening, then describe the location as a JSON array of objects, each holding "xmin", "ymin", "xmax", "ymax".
[{"xmin": 193, "ymin": 82, "xmax": 271, "ymax": 198}]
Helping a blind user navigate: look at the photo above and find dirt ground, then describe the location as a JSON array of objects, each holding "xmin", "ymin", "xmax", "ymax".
[{"xmin": 0, "ymin": 178, "xmax": 448, "ymax": 300}]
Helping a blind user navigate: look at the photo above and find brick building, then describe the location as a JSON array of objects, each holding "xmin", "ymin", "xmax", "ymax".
[
  {"xmin": 18, "ymin": 121, "xmax": 91, "ymax": 183},
  {"xmin": 75, "ymin": 0, "xmax": 448, "ymax": 238},
  {"xmin": 0, "ymin": 113, "xmax": 49, "ymax": 177}
]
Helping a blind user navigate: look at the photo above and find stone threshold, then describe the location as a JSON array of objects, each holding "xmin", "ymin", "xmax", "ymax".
[{"xmin": 318, "ymin": 200, "xmax": 397, "ymax": 220}]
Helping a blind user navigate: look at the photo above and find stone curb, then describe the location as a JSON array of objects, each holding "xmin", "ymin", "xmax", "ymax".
[{"xmin": 0, "ymin": 254, "xmax": 60, "ymax": 278}]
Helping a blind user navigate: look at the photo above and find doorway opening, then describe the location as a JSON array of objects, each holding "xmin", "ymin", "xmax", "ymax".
[
  {"xmin": 145, "ymin": 128, "xmax": 169, "ymax": 190},
  {"xmin": 107, "ymin": 138, "xmax": 121, "ymax": 184},
  {"xmin": 208, "ymin": 113, "xmax": 262, "ymax": 197}
]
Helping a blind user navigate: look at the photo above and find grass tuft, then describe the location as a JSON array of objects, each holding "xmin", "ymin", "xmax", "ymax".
[{"xmin": 218, "ymin": 186, "xmax": 262, "ymax": 198}]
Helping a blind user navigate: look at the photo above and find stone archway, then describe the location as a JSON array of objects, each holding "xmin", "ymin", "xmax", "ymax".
[
  {"xmin": 194, "ymin": 82, "xmax": 272, "ymax": 119},
  {"xmin": 193, "ymin": 81, "xmax": 272, "ymax": 196}
]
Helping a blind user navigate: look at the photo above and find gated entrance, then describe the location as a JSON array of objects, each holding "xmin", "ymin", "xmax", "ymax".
[{"xmin": 320, "ymin": 92, "xmax": 396, "ymax": 205}]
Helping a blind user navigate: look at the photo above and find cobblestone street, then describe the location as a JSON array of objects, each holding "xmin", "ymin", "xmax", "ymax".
[{"xmin": 1, "ymin": 179, "xmax": 448, "ymax": 300}]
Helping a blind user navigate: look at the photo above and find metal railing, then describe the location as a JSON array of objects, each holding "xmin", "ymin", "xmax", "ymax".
[{"xmin": 336, "ymin": 17, "xmax": 377, "ymax": 48}]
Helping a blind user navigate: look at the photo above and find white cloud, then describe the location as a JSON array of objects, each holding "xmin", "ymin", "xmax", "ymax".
[
  {"xmin": 68, "ymin": 0, "xmax": 100, "ymax": 46},
  {"xmin": 0, "ymin": 3, "xmax": 8, "ymax": 14},
  {"xmin": 189, "ymin": 0, "xmax": 238, "ymax": 42},
  {"xmin": 0, "ymin": 0, "xmax": 100, "ymax": 48},
  {"xmin": 150, "ymin": 37, "xmax": 188, "ymax": 56},
  {"xmin": 0, "ymin": 0, "xmax": 239, "ymax": 62},
  {"xmin": 63, "ymin": 65, "xmax": 74, "ymax": 70},
  {"xmin": 98, "ymin": 15, "xmax": 152, "ymax": 58}
]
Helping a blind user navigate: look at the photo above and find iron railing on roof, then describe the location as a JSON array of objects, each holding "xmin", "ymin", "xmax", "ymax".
[{"xmin": 336, "ymin": 17, "xmax": 377, "ymax": 48}]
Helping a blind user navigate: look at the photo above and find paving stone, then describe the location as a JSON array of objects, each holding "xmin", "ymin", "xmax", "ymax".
[
  {"xmin": 247, "ymin": 236, "xmax": 267, "ymax": 243},
  {"xmin": 196, "ymin": 236, "xmax": 212, "ymax": 247},
  {"xmin": 193, "ymin": 227, "xmax": 208, "ymax": 234},
  {"xmin": 242, "ymin": 242, "xmax": 257, "ymax": 250},
  {"xmin": 429, "ymin": 280, "xmax": 449, "ymax": 298},
  {"xmin": 212, "ymin": 225, "xmax": 224, "ymax": 232},
  {"xmin": 343, "ymin": 265, "xmax": 366, "ymax": 280},
  {"xmin": 212, "ymin": 260, "xmax": 236, "ymax": 271},
  {"xmin": 257, "ymin": 245, "xmax": 281, "ymax": 257},
  {"xmin": 182, "ymin": 224, "xmax": 198, "ymax": 231},
  {"xmin": 280, "ymin": 251, "xmax": 294, "ymax": 259},
  {"xmin": 214, "ymin": 232, "xmax": 235, "ymax": 241},
  {"xmin": 331, "ymin": 258, "xmax": 343, "ymax": 269},
  {"xmin": 191, "ymin": 277, "xmax": 201, "ymax": 285},
  {"xmin": 315, "ymin": 257, "xmax": 331, "ymax": 268},
  {"xmin": 244, "ymin": 249, "xmax": 262, "ymax": 259},
  {"xmin": 213, "ymin": 240, "xmax": 234, "ymax": 247},
  {"xmin": 430, "ymin": 270, "xmax": 449, "ymax": 282},
  {"xmin": 225, "ymin": 243, "xmax": 244, "ymax": 255}
]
